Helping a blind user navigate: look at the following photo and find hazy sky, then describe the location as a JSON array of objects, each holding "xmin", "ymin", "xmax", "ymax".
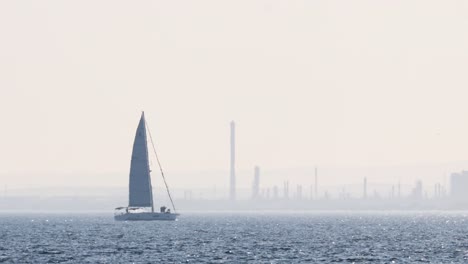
[{"xmin": 1, "ymin": 1, "xmax": 468, "ymax": 188}]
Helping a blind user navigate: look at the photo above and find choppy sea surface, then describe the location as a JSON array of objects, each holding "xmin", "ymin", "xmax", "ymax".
[{"xmin": 1, "ymin": 212, "xmax": 468, "ymax": 263}]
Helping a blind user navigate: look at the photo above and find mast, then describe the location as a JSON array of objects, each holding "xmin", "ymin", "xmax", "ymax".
[{"xmin": 142, "ymin": 113, "xmax": 155, "ymax": 213}]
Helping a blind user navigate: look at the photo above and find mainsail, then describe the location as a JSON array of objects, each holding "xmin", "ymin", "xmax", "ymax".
[{"xmin": 128, "ymin": 112, "xmax": 153, "ymax": 209}]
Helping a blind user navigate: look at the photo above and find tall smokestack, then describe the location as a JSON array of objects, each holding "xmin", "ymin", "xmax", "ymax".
[
  {"xmin": 252, "ymin": 166, "xmax": 260, "ymax": 199},
  {"xmin": 314, "ymin": 167, "xmax": 318, "ymax": 199},
  {"xmin": 230, "ymin": 121, "xmax": 236, "ymax": 200},
  {"xmin": 398, "ymin": 181, "xmax": 401, "ymax": 198},
  {"xmin": 363, "ymin": 177, "xmax": 367, "ymax": 199}
]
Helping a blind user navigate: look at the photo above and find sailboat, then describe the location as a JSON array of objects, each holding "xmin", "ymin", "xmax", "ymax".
[{"xmin": 114, "ymin": 112, "xmax": 179, "ymax": 221}]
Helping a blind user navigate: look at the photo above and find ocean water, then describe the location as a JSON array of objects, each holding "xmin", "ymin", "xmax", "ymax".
[{"xmin": 1, "ymin": 212, "xmax": 468, "ymax": 263}]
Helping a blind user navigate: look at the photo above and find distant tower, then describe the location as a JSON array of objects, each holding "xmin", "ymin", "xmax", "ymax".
[
  {"xmin": 363, "ymin": 177, "xmax": 367, "ymax": 199},
  {"xmin": 230, "ymin": 121, "xmax": 236, "ymax": 200},
  {"xmin": 314, "ymin": 167, "xmax": 318, "ymax": 199},
  {"xmin": 398, "ymin": 181, "xmax": 401, "ymax": 198},
  {"xmin": 297, "ymin": 185, "xmax": 303, "ymax": 200},
  {"xmin": 412, "ymin": 180, "xmax": 423, "ymax": 199},
  {"xmin": 284, "ymin": 181, "xmax": 289, "ymax": 199},
  {"xmin": 252, "ymin": 166, "xmax": 260, "ymax": 199}
]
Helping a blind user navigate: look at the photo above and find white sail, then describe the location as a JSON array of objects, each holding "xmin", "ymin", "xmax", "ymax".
[{"xmin": 128, "ymin": 112, "xmax": 153, "ymax": 209}]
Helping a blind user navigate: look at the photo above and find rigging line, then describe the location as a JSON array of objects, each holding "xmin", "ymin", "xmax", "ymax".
[{"xmin": 146, "ymin": 122, "xmax": 177, "ymax": 213}]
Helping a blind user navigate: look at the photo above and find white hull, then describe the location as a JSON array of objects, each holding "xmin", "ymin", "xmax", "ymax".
[{"xmin": 114, "ymin": 212, "xmax": 179, "ymax": 221}]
